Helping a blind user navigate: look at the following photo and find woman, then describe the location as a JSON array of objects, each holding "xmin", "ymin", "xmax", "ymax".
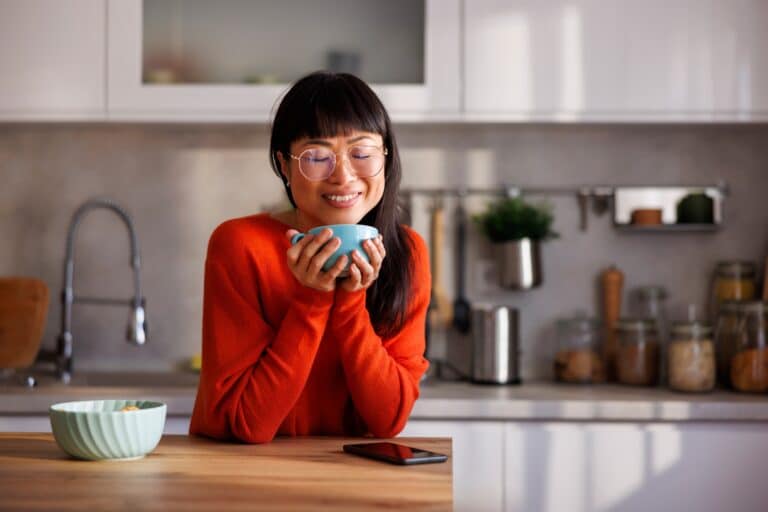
[{"xmin": 190, "ymin": 71, "xmax": 431, "ymax": 443}]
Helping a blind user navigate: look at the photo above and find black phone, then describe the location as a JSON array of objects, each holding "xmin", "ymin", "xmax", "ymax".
[{"xmin": 343, "ymin": 442, "xmax": 448, "ymax": 466}]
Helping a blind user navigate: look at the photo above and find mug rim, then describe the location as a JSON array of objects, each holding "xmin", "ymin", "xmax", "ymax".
[{"xmin": 308, "ymin": 224, "xmax": 378, "ymax": 232}]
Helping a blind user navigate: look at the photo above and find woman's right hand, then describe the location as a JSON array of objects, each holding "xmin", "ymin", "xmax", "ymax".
[{"xmin": 285, "ymin": 228, "xmax": 348, "ymax": 292}]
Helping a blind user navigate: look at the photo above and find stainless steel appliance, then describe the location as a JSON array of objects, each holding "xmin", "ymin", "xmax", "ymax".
[{"xmin": 471, "ymin": 303, "xmax": 521, "ymax": 384}]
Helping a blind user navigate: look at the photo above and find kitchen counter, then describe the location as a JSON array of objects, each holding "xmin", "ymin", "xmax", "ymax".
[
  {"xmin": 0, "ymin": 433, "xmax": 452, "ymax": 511},
  {"xmin": 2, "ymin": 372, "xmax": 768, "ymax": 421}
]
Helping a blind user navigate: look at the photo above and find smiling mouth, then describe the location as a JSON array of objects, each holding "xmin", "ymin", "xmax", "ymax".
[{"xmin": 323, "ymin": 192, "xmax": 362, "ymax": 208}]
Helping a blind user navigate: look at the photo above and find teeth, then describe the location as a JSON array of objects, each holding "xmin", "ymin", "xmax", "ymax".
[{"xmin": 326, "ymin": 193, "xmax": 358, "ymax": 202}]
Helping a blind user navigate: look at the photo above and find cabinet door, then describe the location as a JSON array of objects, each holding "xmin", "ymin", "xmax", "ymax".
[
  {"xmin": 464, "ymin": 0, "xmax": 768, "ymax": 121},
  {"xmin": 107, "ymin": 0, "xmax": 460, "ymax": 122},
  {"xmin": 504, "ymin": 422, "xmax": 768, "ymax": 512},
  {"xmin": 0, "ymin": 0, "xmax": 106, "ymax": 120},
  {"xmin": 402, "ymin": 420, "xmax": 504, "ymax": 512}
]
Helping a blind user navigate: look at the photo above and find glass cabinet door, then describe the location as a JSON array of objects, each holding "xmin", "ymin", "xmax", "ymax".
[{"xmin": 108, "ymin": 0, "xmax": 460, "ymax": 121}]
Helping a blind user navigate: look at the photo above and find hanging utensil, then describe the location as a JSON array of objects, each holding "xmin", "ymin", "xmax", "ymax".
[
  {"xmin": 428, "ymin": 197, "xmax": 452, "ymax": 330},
  {"xmin": 401, "ymin": 191, "xmax": 413, "ymax": 227},
  {"xmin": 453, "ymin": 193, "xmax": 471, "ymax": 334}
]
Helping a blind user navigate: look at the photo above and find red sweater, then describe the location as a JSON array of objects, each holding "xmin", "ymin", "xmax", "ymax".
[{"xmin": 189, "ymin": 213, "xmax": 430, "ymax": 443}]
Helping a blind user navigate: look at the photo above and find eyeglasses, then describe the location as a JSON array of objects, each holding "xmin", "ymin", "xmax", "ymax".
[{"xmin": 288, "ymin": 145, "xmax": 388, "ymax": 181}]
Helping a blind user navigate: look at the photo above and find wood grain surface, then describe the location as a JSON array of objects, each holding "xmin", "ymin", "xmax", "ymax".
[
  {"xmin": 0, "ymin": 277, "xmax": 49, "ymax": 368},
  {"xmin": 0, "ymin": 433, "xmax": 452, "ymax": 511}
]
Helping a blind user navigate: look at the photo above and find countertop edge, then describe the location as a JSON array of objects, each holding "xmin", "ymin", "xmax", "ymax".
[{"xmin": 2, "ymin": 380, "xmax": 768, "ymax": 422}]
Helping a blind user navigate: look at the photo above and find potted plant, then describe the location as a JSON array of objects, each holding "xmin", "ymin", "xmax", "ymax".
[{"xmin": 473, "ymin": 197, "xmax": 557, "ymax": 289}]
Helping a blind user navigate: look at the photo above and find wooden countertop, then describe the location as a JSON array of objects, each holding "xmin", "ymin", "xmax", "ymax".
[{"xmin": 0, "ymin": 433, "xmax": 452, "ymax": 511}]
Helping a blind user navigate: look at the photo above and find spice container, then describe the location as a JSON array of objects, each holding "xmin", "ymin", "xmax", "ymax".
[
  {"xmin": 714, "ymin": 301, "xmax": 743, "ymax": 388},
  {"xmin": 731, "ymin": 301, "xmax": 768, "ymax": 393},
  {"xmin": 668, "ymin": 321, "xmax": 715, "ymax": 393},
  {"xmin": 554, "ymin": 317, "xmax": 604, "ymax": 384},
  {"xmin": 616, "ymin": 319, "xmax": 660, "ymax": 386},
  {"xmin": 711, "ymin": 261, "xmax": 757, "ymax": 318}
]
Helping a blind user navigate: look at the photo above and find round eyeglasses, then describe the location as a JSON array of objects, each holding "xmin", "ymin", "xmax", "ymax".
[{"xmin": 288, "ymin": 145, "xmax": 388, "ymax": 181}]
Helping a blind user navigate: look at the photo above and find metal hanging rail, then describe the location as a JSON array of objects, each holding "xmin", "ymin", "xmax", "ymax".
[{"xmin": 400, "ymin": 182, "xmax": 728, "ymax": 232}]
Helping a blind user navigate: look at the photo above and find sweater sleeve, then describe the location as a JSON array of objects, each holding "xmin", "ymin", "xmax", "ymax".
[
  {"xmin": 329, "ymin": 228, "xmax": 431, "ymax": 438},
  {"xmin": 190, "ymin": 223, "xmax": 333, "ymax": 443}
]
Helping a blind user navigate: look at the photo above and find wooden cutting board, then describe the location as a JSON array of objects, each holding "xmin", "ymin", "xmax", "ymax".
[{"xmin": 0, "ymin": 277, "xmax": 49, "ymax": 368}]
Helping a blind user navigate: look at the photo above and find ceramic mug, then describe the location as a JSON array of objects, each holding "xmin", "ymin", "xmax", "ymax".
[{"xmin": 290, "ymin": 224, "xmax": 379, "ymax": 275}]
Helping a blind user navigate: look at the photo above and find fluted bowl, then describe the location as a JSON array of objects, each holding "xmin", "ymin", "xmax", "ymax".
[{"xmin": 49, "ymin": 399, "xmax": 166, "ymax": 460}]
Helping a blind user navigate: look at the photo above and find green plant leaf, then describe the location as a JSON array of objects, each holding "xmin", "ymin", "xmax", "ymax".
[{"xmin": 473, "ymin": 197, "xmax": 557, "ymax": 243}]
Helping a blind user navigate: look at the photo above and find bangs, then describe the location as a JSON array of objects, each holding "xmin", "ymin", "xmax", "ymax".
[{"xmin": 281, "ymin": 74, "xmax": 387, "ymax": 143}]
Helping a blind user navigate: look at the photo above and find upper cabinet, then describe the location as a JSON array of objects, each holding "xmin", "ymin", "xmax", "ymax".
[
  {"xmin": 0, "ymin": 0, "xmax": 106, "ymax": 121},
  {"xmin": 4, "ymin": 0, "xmax": 768, "ymax": 123},
  {"xmin": 464, "ymin": 0, "xmax": 768, "ymax": 122},
  {"xmin": 107, "ymin": 0, "xmax": 461, "ymax": 122}
]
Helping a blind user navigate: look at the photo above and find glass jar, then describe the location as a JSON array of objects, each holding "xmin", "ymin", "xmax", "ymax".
[
  {"xmin": 667, "ymin": 322, "xmax": 715, "ymax": 392},
  {"xmin": 731, "ymin": 302, "xmax": 768, "ymax": 393},
  {"xmin": 714, "ymin": 301, "xmax": 744, "ymax": 388},
  {"xmin": 553, "ymin": 317, "xmax": 604, "ymax": 384},
  {"xmin": 616, "ymin": 319, "xmax": 660, "ymax": 386},
  {"xmin": 710, "ymin": 261, "xmax": 757, "ymax": 319},
  {"xmin": 631, "ymin": 286, "xmax": 669, "ymax": 382}
]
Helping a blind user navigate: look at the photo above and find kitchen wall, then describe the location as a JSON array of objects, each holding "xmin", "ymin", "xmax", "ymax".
[{"xmin": 1, "ymin": 123, "xmax": 767, "ymax": 378}]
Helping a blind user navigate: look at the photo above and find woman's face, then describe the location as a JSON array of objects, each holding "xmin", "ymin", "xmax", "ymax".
[{"xmin": 278, "ymin": 130, "xmax": 386, "ymax": 229}]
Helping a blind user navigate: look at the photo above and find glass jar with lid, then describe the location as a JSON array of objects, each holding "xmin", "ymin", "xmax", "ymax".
[
  {"xmin": 553, "ymin": 316, "xmax": 604, "ymax": 384},
  {"xmin": 710, "ymin": 261, "xmax": 757, "ymax": 319},
  {"xmin": 667, "ymin": 321, "xmax": 715, "ymax": 393},
  {"xmin": 714, "ymin": 301, "xmax": 744, "ymax": 388},
  {"xmin": 731, "ymin": 301, "xmax": 768, "ymax": 393},
  {"xmin": 616, "ymin": 319, "xmax": 660, "ymax": 386}
]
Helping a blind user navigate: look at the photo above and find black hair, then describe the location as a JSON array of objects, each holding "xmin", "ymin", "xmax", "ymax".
[{"xmin": 269, "ymin": 71, "xmax": 413, "ymax": 338}]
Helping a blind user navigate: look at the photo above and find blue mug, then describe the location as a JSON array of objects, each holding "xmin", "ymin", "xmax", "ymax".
[{"xmin": 290, "ymin": 224, "xmax": 379, "ymax": 275}]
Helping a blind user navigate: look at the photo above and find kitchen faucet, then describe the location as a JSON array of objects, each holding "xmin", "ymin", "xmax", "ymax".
[{"xmin": 47, "ymin": 198, "xmax": 147, "ymax": 383}]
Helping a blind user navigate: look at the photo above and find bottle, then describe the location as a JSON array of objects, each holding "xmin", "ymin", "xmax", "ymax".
[
  {"xmin": 667, "ymin": 305, "xmax": 715, "ymax": 393},
  {"xmin": 730, "ymin": 301, "xmax": 768, "ymax": 393},
  {"xmin": 554, "ymin": 316, "xmax": 604, "ymax": 384},
  {"xmin": 616, "ymin": 319, "xmax": 660, "ymax": 386}
]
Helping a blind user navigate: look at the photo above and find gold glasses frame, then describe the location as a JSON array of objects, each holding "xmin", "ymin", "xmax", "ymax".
[{"xmin": 288, "ymin": 145, "xmax": 388, "ymax": 181}]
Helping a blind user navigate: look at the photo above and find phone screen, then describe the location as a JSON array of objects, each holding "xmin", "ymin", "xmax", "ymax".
[{"xmin": 343, "ymin": 442, "xmax": 448, "ymax": 465}]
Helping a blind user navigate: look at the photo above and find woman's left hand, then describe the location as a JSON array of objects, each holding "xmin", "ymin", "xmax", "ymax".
[{"xmin": 339, "ymin": 235, "xmax": 386, "ymax": 292}]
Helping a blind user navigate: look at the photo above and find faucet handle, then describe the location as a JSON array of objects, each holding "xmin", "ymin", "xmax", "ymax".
[{"xmin": 126, "ymin": 298, "xmax": 147, "ymax": 345}]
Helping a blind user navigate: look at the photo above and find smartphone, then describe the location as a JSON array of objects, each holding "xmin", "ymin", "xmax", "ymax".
[{"xmin": 343, "ymin": 441, "xmax": 448, "ymax": 466}]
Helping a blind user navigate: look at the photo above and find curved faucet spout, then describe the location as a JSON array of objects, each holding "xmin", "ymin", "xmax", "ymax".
[{"xmin": 56, "ymin": 198, "xmax": 147, "ymax": 383}]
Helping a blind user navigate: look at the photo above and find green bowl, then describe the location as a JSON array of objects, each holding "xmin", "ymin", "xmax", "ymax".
[{"xmin": 49, "ymin": 399, "xmax": 166, "ymax": 461}]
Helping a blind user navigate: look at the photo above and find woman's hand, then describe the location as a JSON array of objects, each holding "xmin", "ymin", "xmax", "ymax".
[
  {"xmin": 339, "ymin": 235, "xmax": 386, "ymax": 293},
  {"xmin": 285, "ymin": 228, "xmax": 348, "ymax": 292}
]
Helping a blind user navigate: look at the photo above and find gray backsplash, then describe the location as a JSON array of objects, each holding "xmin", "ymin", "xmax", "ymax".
[{"xmin": 1, "ymin": 123, "xmax": 766, "ymax": 378}]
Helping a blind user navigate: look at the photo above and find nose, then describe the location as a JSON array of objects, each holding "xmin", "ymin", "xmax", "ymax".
[{"xmin": 326, "ymin": 153, "xmax": 356, "ymax": 184}]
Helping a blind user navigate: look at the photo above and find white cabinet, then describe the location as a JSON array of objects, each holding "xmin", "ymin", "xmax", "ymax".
[
  {"xmin": 107, "ymin": 0, "xmax": 460, "ymax": 122},
  {"xmin": 504, "ymin": 422, "xmax": 768, "ymax": 512},
  {"xmin": 402, "ymin": 420, "xmax": 504, "ymax": 512},
  {"xmin": 464, "ymin": 0, "xmax": 768, "ymax": 121},
  {"xmin": 0, "ymin": 0, "xmax": 106, "ymax": 120}
]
